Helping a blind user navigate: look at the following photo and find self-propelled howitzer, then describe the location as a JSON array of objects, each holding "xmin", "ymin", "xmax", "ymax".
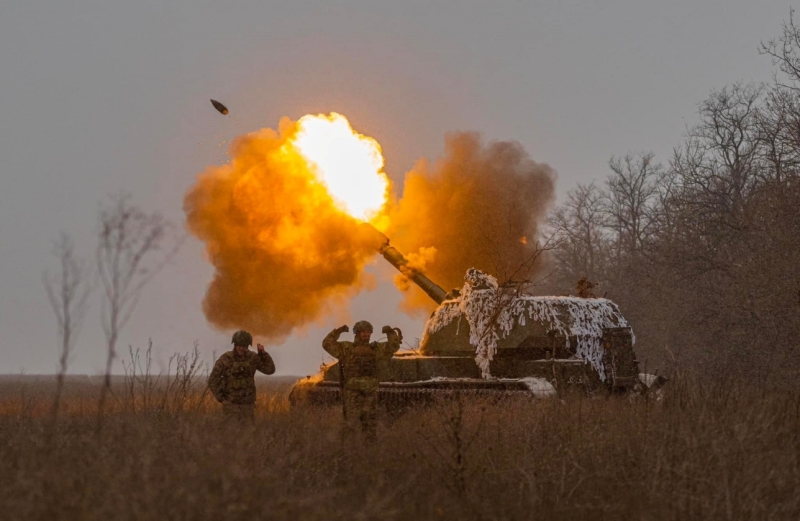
[{"xmin": 289, "ymin": 227, "xmax": 665, "ymax": 407}]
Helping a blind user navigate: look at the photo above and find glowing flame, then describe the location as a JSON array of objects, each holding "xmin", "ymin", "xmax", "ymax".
[{"xmin": 292, "ymin": 113, "xmax": 389, "ymax": 221}]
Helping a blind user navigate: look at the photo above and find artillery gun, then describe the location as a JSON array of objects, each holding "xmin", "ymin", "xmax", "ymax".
[{"xmin": 289, "ymin": 227, "xmax": 665, "ymax": 407}]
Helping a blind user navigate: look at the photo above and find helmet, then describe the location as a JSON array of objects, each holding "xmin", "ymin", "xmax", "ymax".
[
  {"xmin": 231, "ymin": 330, "xmax": 253, "ymax": 347},
  {"xmin": 353, "ymin": 320, "xmax": 373, "ymax": 334}
]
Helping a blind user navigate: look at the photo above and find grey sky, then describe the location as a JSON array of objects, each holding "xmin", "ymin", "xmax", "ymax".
[{"xmin": 0, "ymin": 1, "xmax": 788, "ymax": 375}]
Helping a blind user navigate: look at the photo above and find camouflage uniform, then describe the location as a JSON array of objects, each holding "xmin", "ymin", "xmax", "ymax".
[
  {"xmin": 322, "ymin": 326, "xmax": 401, "ymax": 440},
  {"xmin": 208, "ymin": 349, "xmax": 275, "ymax": 420}
]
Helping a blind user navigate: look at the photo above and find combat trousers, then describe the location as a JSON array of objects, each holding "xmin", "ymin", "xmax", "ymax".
[
  {"xmin": 343, "ymin": 388, "xmax": 377, "ymax": 441},
  {"xmin": 222, "ymin": 402, "xmax": 255, "ymax": 422}
]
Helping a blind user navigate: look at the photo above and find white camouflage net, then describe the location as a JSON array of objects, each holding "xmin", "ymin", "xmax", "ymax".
[{"xmin": 422, "ymin": 269, "xmax": 632, "ymax": 379}]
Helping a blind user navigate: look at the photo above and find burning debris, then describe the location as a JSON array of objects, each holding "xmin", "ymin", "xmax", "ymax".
[{"xmin": 210, "ymin": 99, "xmax": 229, "ymax": 115}]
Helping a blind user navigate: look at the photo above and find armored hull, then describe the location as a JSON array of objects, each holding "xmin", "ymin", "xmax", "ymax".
[{"xmin": 291, "ymin": 354, "xmax": 598, "ymax": 407}]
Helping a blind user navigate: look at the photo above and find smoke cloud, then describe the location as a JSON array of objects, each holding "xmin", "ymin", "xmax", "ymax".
[
  {"xmin": 388, "ymin": 132, "xmax": 556, "ymax": 314},
  {"xmin": 186, "ymin": 120, "xmax": 555, "ymax": 342},
  {"xmin": 184, "ymin": 117, "xmax": 381, "ymax": 343}
]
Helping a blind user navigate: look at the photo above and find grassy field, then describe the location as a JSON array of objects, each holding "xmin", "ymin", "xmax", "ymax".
[{"xmin": 0, "ymin": 374, "xmax": 797, "ymax": 520}]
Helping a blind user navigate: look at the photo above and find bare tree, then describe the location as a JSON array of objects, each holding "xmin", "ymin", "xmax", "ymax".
[
  {"xmin": 604, "ymin": 152, "xmax": 662, "ymax": 256},
  {"xmin": 677, "ymin": 83, "xmax": 763, "ymax": 218},
  {"xmin": 95, "ymin": 195, "xmax": 182, "ymax": 428},
  {"xmin": 758, "ymin": 12, "xmax": 800, "ymax": 180},
  {"xmin": 550, "ymin": 182, "xmax": 608, "ymax": 286},
  {"xmin": 760, "ymin": 8, "xmax": 800, "ymax": 90},
  {"xmin": 542, "ymin": 17, "xmax": 800, "ymax": 382},
  {"xmin": 43, "ymin": 233, "xmax": 91, "ymax": 421},
  {"xmin": 756, "ymin": 87, "xmax": 800, "ymax": 181}
]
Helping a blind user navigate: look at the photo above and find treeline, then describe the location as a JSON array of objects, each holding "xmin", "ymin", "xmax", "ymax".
[{"xmin": 549, "ymin": 19, "xmax": 800, "ymax": 381}]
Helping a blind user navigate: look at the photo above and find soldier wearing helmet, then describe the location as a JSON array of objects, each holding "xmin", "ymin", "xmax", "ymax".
[
  {"xmin": 208, "ymin": 330, "xmax": 276, "ymax": 421},
  {"xmin": 322, "ymin": 320, "xmax": 402, "ymax": 440}
]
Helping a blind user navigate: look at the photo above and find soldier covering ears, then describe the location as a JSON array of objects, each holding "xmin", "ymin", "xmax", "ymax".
[
  {"xmin": 322, "ymin": 320, "xmax": 402, "ymax": 440},
  {"xmin": 208, "ymin": 330, "xmax": 275, "ymax": 421}
]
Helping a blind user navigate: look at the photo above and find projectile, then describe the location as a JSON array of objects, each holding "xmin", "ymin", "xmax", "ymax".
[{"xmin": 210, "ymin": 99, "xmax": 229, "ymax": 115}]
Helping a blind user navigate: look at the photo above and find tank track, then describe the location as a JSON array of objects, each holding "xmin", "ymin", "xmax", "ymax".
[{"xmin": 291, "ymin": 380, "xmax": 536, "ymax": 411}]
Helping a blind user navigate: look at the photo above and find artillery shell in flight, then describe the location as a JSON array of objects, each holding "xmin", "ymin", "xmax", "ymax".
[{"xmin": 210, "ymin": 99, "xmax": 229, "ymax": 115}]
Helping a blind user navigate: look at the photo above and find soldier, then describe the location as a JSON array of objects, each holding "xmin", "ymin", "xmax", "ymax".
[
  {"xmin": 208, "ymin": 330, "xmax": 275, "ymax": 421},
  {"xmin": 322, "ymin": 320, "xmax": 402, "ymax": 441}
]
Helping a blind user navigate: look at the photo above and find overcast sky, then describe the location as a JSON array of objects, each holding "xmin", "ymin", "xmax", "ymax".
[{"xmin": 0, "ymin": 1, "xmax": 790, "ymax": 375}]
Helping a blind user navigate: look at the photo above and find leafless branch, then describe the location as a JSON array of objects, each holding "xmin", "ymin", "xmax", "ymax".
[
  {"xmin": 95, "ymin": 194, "xmax": 184, "ymax": 432},
  {"xmin": 42, "ymin": 233, "xmax": 92, "ymax": 423}
]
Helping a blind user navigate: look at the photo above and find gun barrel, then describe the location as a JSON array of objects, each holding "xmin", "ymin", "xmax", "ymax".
[
  {"xmin": 379, "ymin": 243, "xmax": 448, "ymax": 304},
  {"xmin": 361, "ymin": 224, "xmax": 447, "ymax": 304}
]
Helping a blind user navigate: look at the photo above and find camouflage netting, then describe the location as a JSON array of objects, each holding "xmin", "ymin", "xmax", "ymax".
[{"xmin": 422, "ymin": 269, "xmax": 633, "ymax": 379}]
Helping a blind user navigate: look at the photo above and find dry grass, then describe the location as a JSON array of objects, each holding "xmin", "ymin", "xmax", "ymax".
[{"xmin": 0, "ymin": 374, "xmax": 797, "ymax": 520}]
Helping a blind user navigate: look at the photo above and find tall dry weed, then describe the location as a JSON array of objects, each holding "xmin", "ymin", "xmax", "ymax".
[{"xmin": 0, "ymin": 374, "xmax": 797, "ymax": 520}]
